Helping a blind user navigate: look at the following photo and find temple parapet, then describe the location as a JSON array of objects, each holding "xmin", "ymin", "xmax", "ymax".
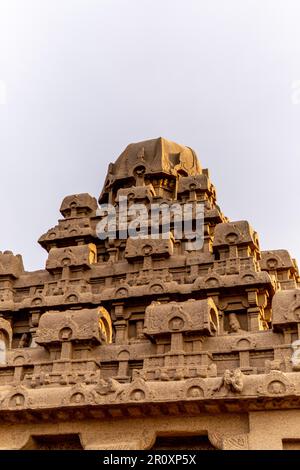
[{"xmin": 0, "ymin": 251, "xmax": 24, "ymax": 279}]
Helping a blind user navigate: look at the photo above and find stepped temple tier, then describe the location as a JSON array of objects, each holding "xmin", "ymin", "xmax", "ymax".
[{"xmin": 1, "ymin": 137, "xmax": 300, "ymax": 450}]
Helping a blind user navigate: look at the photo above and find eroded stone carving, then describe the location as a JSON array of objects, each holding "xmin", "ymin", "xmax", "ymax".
[{"xmin": 257, "ymin": 371, "xmax": 296, "ymax": 396}]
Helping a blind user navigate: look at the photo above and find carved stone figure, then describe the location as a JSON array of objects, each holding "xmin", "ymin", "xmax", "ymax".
[
  {"xmin": 228, "ymin": 313, "xmax": 246, "ymax": 334},
  {"xmin": 223, "ymin": 369, "xmax": 244, "ymax": 393}
]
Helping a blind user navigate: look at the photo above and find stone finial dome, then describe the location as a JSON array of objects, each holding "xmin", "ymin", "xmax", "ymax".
[{"xmin": 99, "ymin": 137, "xmax": 201, "ymax": 203}]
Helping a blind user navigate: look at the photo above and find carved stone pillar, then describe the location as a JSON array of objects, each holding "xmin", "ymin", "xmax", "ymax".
[
  {"xmin": 114, "ymin": 320, "xmax": 127, "ymax": 344},
  {"xmin": 247, "ymin": 307, "xmax": 261, "ymax": 332},
  {"xmin": 170, "ymin": 332, "xmax": 184, "ymax": 354}
]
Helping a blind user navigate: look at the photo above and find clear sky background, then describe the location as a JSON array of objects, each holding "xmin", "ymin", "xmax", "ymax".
[{"xmin": 0, "ymin": 0, "xmax": 299, "ymax": 272}]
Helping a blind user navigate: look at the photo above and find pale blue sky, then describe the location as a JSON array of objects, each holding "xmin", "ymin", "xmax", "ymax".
[{"xmin": 0, "ymin": 0, "xmax": 299, "ymax": 271}]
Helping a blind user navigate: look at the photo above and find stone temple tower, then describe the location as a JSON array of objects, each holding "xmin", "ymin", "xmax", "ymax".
[{"xmin": 0, "ymin": 137, "xmax": 300, "ymax": 450}]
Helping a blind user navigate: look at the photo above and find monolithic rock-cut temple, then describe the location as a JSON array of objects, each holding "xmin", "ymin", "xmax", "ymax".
[{"xmin": 1, "ymin": 137, "xmax": 300, "ymax": 450}]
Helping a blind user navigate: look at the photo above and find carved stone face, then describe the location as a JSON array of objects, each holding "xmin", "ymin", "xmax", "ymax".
[
  {"xmin": 59, "ymin": 327, "xmax": 73, "ymax": 341},
  {"xmin": 130, "ymin": 389, "xmax": 145, "ymax": 401},
  {"xmin": 188, "ymin": 386, "xmax": 204, "ymax": 398},
  {"xmin": 229, "ymin": 314, "xmax": 241, "ymax": 333},
  {"xmin": 9, "ymin": 393, "xmax": 25, "ymax": 407},
  {"xmin": 70, "ymin": 392, "xmax": 84, "ymax": 404},
  {"xmin": 142, "ymin": 245, "xmax": 153, "ymax": 256}
]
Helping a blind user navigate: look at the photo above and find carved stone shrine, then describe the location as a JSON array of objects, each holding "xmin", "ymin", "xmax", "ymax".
[{"xmin": 0, "ymin": 137, "xmax": 300, "ymax": 450}]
